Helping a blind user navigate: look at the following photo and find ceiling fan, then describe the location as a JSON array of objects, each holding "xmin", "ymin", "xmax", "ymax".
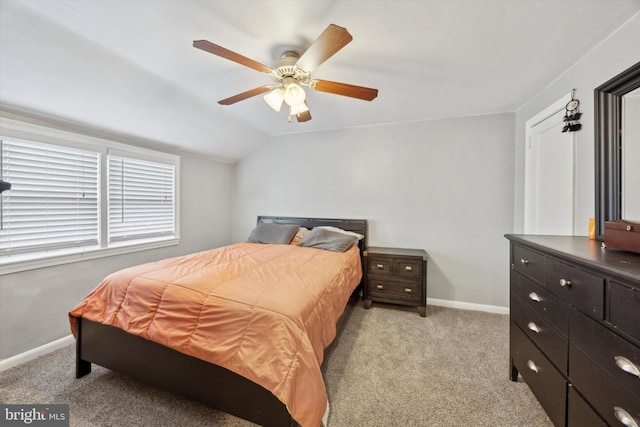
[{"xmin": 193, "ymin": 24, "xmax": 378, "ymax": 123}]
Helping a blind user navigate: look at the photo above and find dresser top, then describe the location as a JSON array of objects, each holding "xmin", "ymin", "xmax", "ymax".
[
  {"xmin": 505, "ymin": 234, "xmax": 640, "ymax": 284},
  {"xmin": 365, "ymin": 246, "xmax": 428, "ymax": 259}
]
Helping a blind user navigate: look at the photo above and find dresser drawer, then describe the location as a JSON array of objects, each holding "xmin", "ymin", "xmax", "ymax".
[
  {"xmin": 368, "ymin": 256, "xmax": 393, "ymax": 275},
  {"xmin": 567, "ymin": 387, "xmax": 606, "ymax": 427},
  {"xmin": 609, "ymin": 282, "xmax": 640, "ymax": 341},
  {"xmin": 570, "ymin": 344, "xmax": 640, "ymax": 427},
  {"xmin": 367, "ymin": 276, "xmax": 421, "ymax": 303},
  {"xmin": 511, "ymin": 295, "xmax": 568, "ymax": 374},
  {"xmin": 511, "ymin": 270, "xmax": 570, "ymax": 337},
  {"xmin": 512, "ymin": 244, "xmax": 545, "ymax": 285},
  {"xmin": 510, "ymin": 322, "xmax": 567, "ymax": 427},
  {"xmin": 570, "ymin": 309, "xmax": 640, "ymax": 399},
  {"xmin": 544, "ymin": 257, "xmax": 604, "ymax": 319}
]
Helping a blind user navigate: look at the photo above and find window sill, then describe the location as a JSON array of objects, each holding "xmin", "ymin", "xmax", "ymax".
[{"xmin": 0, "ymin": 237, "xmax": 180, "ymax": 275}]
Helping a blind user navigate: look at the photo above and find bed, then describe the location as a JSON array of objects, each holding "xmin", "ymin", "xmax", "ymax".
[{"xmin": 70, "ymin": 216, "xmax": 368, "ymax": 427}]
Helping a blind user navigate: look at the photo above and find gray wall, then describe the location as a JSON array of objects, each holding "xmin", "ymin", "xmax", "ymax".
[
  {"xmin": 514, "ymin": 14, "xmax": 640, "ymax": 234},
  {"xmin": 233, "ymin": 113, "xmax": 515, "ymax": 309},
  {"xmin": 0, "ymin": 153, "xmax": 234, "ymax": 359}
]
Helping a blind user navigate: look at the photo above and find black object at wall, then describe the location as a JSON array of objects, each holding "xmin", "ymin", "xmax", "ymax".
[{"xmin": 0, "ymin": 180, "xmax": 11, "ymax": 193}]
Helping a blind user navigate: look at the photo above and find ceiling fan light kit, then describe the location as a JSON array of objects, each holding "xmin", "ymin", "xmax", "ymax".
[
  {"xmin": 263, "ymin": 87, "xmax": 284, "ymax": 112},
  {"xmin": 193, "ymin": 24, "xmax": 378, "ymax": 123}
]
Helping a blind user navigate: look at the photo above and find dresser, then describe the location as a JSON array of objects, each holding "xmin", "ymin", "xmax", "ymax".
[
  {"xmin": 363, "ymin": 247, "xmax": 428, "ymax": 317},
  {"xmin": 506, "ymin": 235, "xmax": 640, "ymax": 427}
]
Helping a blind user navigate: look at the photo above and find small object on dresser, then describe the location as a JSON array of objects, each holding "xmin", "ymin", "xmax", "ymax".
[
  {"xmin": 363, "ymin": 247, "xmax": 428, "ymax": 317},
  {"xmin": 604, "ymin": 220, "xmax": 640, "ymax": 254}
]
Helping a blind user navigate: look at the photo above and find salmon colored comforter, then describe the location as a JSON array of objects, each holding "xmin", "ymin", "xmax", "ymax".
[{"xmin": 69, "ymin": 242, "xmax": 362, "ymax": 427}]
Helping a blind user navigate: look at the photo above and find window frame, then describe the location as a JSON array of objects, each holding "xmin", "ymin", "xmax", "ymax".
[{"xmin": 0, "ymin": 115, "xmax": 180, "ymax": 275}]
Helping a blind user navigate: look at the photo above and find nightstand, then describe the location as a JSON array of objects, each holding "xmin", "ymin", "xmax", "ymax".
[{"xmin": 363, "ymin": 247, "xmax": 428, "ymax": 317}]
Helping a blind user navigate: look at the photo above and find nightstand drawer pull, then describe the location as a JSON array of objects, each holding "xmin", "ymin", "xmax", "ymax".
[
  {"xmin": 559, "ymin": 278, "xmax": 571, "ymax": 287},
  {"xmin": 520, "ymin": 258, "xmax": 529, "ymax": 266},
  {"xmin": 527, "ymin": 322, "xmax": 540, "ymax": 333},
  {"xmin": 526, "ymin": 360, "xmax": 539, "ymax": 373},
  {"xmin": 613, "ymin": 406, "xmax": 638, "ymax": 427},
  {"xmin": 376, "ymin": 284, "xmax": 384, "ymax": 290},
  {"xmin": 404, "ymin": 288, "xmax": 412, "ymax": 293},
  {"xmin": 614, "ymin": 356, "xmax": 640, "ymax": 378},
  {"xmin": 528, "ymin": 292, "xmax": 541, "ymax": 302},
  {"xmin": 376, "ymin": 264, "xmax": 384, "ymax": 269},
  {"xmin": 404, "ymin": 265, "xmax": 413, "ymax": 271}
]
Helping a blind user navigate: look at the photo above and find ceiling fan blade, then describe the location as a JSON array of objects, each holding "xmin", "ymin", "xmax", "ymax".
[
  {"xmin": 218, "ymin": 86, "xmax": 272, "ymax": 105},
  {"xmin": 295, "ymin": 24, "xmax": 353, "ymax": 73},
  {"xmin": 193, "ymin": 40, "xmax": 273, "ymax": 74},
  {"xmin": 311, "ymin": 80, "xmax": 378, "ymax": 101}
]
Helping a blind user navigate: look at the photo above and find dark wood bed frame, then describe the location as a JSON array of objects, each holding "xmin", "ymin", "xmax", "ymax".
[{"xmin": 74, "ymin": 216, "xmax": 368, "ymax": 427}]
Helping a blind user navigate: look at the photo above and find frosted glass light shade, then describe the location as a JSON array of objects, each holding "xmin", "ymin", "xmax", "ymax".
[
  {"xmin": 263, "ymin": 88, "xmax": 284, "ymax": 112},
  {"xmin": 283, "ymin": 82, "xmax": 306, "ymax": 106}
]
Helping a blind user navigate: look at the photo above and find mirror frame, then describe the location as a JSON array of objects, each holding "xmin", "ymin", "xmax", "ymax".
[{"xmin": 594, "ymin": 61, "xmax": 640, "ymax": 240}]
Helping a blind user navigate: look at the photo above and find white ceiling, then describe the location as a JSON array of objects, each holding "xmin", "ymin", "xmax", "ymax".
[{"xmin": 1, "ymin": 0, "xmax": 639, "ymax": 162}]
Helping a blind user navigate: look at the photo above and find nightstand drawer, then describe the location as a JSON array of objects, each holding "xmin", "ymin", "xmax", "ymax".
[
  {"xmin": 367, "ymin": 276, "xmax": 421, "ymax": 303},
  {"xmin": 394, "ymin": 258, "xmax": 422, "ymax": 278},
  {"xmin": 368, "ymin": 257, "xmax": 393, "ymax": 275}
]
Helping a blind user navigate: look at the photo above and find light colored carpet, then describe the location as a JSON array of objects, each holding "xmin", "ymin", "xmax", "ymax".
[{"xmin": 1, "ymin": 303, "xmax": 552, "ymax": 426}]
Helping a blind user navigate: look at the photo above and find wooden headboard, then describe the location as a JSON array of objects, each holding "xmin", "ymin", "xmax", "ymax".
[{"xmin": 257, "ymin": 215, "xmax": 368, "ymax": 252}]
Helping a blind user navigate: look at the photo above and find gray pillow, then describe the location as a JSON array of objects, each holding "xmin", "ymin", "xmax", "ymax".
[
  {"xmin": 297, "ymin": 228, "xmax": 358, "ymax": 252},
  {"xmin": 247, "ymin": 222, "xmax": 299, "ymax": 244}
]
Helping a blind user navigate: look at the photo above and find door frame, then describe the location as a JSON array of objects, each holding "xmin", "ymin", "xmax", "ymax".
[{"xmin": 524, "ymin": 93, "xmax": 576, "ymax": 235}]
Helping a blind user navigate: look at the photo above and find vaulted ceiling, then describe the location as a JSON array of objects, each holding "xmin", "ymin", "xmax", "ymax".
[{"xmin": 1, "ymin": 1, "xmax": 639, "ymax": 162}]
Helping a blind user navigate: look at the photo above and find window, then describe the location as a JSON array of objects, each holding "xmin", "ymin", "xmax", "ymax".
[
  {"xmin": 0, "ymin": 138, "xmax": 99, "ymax": 255},
  {"xmin": 108, "ymin": 152, "xmax": 176, "ymax": 244},
  {"xmin": 0, "ymin": 117, "xmax": 180, "ymax": 274}
]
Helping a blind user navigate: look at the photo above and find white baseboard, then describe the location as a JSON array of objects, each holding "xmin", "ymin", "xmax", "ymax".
[
  {"xmin": 428, "ymin": 298, "xmax": 509, "ymax": 315},
  {"xmin": 0, "ymin": 335, "xmax": 74, "ymax": 372}
]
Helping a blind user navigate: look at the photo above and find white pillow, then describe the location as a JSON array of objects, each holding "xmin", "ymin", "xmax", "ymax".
[
  {"xmin": 294, "ymin": 227, "xmax": 311, "ymax": 240},
  {"xmin": 317, "ymin": 226, "xmax": 364, "ymax": 241}
]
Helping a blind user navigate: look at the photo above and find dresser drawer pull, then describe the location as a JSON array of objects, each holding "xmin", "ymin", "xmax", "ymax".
[
  {"xmin": 559, "ymin": 278, "xmax": 571, "ymax": 287},
  {"xmin": 527, "ymin": 322, "xmax": 540, "ymax": 333},
  {"xmin": 614, "ymin": 356, "xmax": 640, "ymax": 378},
  {"xmin": 613, "ymin": 406, "xmax": 638, "ymax": 427},
  {"xmin": 404, "ymin": 265, "xmax": 413, "ymax": 271},
  {"xmin": 404, "ymin": 288, "xmax": 412, "ymax": 293},
  {"xmin": 376, "ymin": 264, "xmax": 385, "ymax": 269},
  {"xmin": 528, "ymin": 292, "xmax": 541, "ymax": 302},
  {"xmin": 376, "ymin": 284, "xmax": 384, "ymax": 290},
  {"xmin": 520, "ymin": 258, "xmax": 529, "ymax": 266},
  {"xmin": 526, "ymin": 360, "xmax": 539, "ymax": 373}
]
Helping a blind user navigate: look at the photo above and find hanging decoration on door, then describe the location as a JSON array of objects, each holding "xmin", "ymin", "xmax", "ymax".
[{"xmin": 562, "ymin": 89, "xmax": 582, "ymax": 132}]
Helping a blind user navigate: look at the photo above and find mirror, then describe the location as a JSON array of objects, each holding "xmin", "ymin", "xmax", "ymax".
[
  {"xmin": 623, "ymin": 86, "xmax": 640, "ymax": 221},
  {"xmin": 594, "ymin": 61, "xmax": 640, "ymax": 240}
]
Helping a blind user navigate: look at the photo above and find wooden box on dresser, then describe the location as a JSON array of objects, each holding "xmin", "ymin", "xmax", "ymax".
[
  {"xmin": 363, "ymin": 247, "xmax": 428, "ymax": 317},
  {"xmin": 506, "ymin": 234, "xmax": 640, "ymax": 427}
]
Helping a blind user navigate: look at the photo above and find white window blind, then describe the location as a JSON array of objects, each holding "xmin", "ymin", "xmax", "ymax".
[
  {"xmin": 108, "ymin": 153, "xmax": 175, "ymax": 243},
  {"xmin": 0, "ymin": 138, "xmax": 99, "ymax": 255}
]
